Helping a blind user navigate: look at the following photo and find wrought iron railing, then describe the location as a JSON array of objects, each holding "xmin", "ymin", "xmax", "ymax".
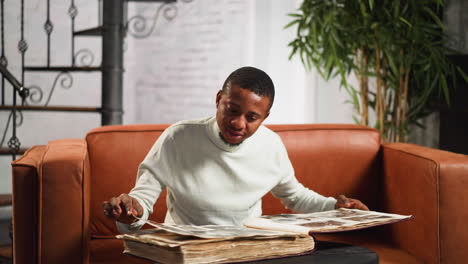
[
  {"xmin": 0, "ymin": 0, "xmax": 184, "ymax": 161},
  {"xmin": 0, "ymin": 0, "xmax": 102, "ymax": 160},
  {"xmin": 0, "ymin": 65, "xmax": 29, "ymax": 160}
]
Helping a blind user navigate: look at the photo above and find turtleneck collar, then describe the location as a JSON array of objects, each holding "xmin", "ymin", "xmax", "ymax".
[{"xmin": 206, "ymin": 116, "xmax": 248, "ymax": 152}]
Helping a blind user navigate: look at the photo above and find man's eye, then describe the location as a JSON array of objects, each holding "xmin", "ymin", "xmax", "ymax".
[
  {"xmin": 247, "ymin": 115, "xmax": 258, "ymax": 122},
  {"xmin": 227, "ymin": 107, "xmax": 237, "ymax": 113}
]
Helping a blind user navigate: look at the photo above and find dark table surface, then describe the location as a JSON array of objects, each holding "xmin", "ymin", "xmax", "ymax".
[{"xmin": 238, "ymin": 240, "xmax": 378, "ymax": 264}]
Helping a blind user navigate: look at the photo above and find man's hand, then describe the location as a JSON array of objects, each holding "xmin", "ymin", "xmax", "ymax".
[
  {"xmin": 102, "ymin": 193, "xmax": 144, "ymax": 224},
  {"xmin": 335, "ymin": 194, "xmax": 369, "ymax": 211}
]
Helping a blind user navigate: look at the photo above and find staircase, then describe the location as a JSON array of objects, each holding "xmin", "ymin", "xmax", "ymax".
[
  {"xmin": 0, "ymin": 0, "xmax": 179, "ymax": 262},
  {"xmin": 0, "ymin": 0, "xmax": 180, "ymax": 158}
]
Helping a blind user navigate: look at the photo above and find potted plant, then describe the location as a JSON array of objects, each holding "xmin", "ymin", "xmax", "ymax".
[{"xmin": 286, "ymin": 0, "xmax": 467, "ymax": 142}]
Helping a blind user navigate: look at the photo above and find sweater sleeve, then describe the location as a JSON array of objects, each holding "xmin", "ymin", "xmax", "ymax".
[
  {"xmin": 270, "ymin": 139, "xmax": 337, "ymax": 213},
  {"xmin": 116, "ymin": 129, "xmax": 175, "ymax": 232}
]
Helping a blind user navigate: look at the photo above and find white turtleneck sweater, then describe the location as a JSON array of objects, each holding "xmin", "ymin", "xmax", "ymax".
[{"xmin": 118, "ymin": 116, "xmax": 336, "ymax": 232}]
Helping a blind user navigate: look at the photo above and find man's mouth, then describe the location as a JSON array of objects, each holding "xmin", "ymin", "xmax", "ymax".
[
  {"xmin": 225, "ymin": 126, "xmax": 244, "ymax": 138},
  {"xmin": 227, "ymin": 128, "xmax": 243, "ymax": 137},
  {"xmin": 219, "ymin": 132, "xmax": 242, "ymax": 147}
]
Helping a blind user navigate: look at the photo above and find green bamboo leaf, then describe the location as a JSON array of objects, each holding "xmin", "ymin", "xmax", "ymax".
[
  {"xmin": 359, "ymin": 1, "xmax": 368, "ymax": 16},
  {"xmin": 422, "ymin": 7, "xmax": 445, "ymax": 29},
  {"xmin": 421, "ymin": 63, "xmax": 431, "ymax": 72},
  {"xmin": 324, "ymin": 58, "xmax": 334, "ymax": 79},
  {"xmin": 288, "ymin": 43, "xmax": 299, "ymax": 60},
  {"xmin": 393, "ymin": 0, "xmax": 400, "ymax": 18},
  {"xmin": 330, "ymin": 30, "xmax": 343, "ymax": 47},
  {"xmin": 352, "ymin": 115, "xmax": 361, "ymax": 125},
  {"xmin": 284, "ymin": 19, "xmax": 300, "ymax": 29},
  {"xmin": 299, "ymin": 49, "xmax": 308, "ymax": 70},
  {"xmin": 386, "ymin": 54, "xmax": 398, "ymax": 75},
  {"xmin": 440, "ymin": 75, "xmax": 450, "ymax": 104},
  {"xmin": 412, "ymin": 120, "xmax": 426, "ymax": 129},
  {"xmin": 347, "ymin": 87, "xmax": 361, "ymax": 114},
  {"xmin": 399, "ymin": 17, "xmax": 412, "ymax": 28},
  {"xmin": 288, "ymin": 13, "xmax": 303, "ymax": 18},
  {"xmin": 456, "ymin": 66, "xmax": 468, "ymax": 83}
]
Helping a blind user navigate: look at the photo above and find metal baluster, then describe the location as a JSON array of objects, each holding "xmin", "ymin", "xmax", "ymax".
[
  {"xmin": 124, "ymin": 0, "xmax": 128, "ymax": 29},
  {"xmin": 69, "ymin": 0, "xmax": 77, "ymax": 66},
  {"xmin": 19, "ymin": 0, "xmax": 27, "ymax": 102},
  {"xmin": 44, "ymin": 0, "xmax": 53, "ymax": 67},
  {"xmin": 10, "ymin": 0, "xmax": 28, "ymax": 160},
  {"xmin": 1, "ymin": 0, "xmax": 5, "ymax": 106},
  {"xmin": 98, "ymin": 0, "xmax": 103, "ymax": 26}
]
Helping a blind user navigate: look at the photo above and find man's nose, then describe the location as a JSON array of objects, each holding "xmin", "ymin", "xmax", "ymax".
[{"xmin": 230, "ymin": 116, "xmax": 246, "ymax": 130}]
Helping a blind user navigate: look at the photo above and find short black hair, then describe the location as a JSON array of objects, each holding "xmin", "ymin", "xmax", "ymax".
[{"xmin": 221, "ymin": 66, "xmax": 275, "ymax": 109}]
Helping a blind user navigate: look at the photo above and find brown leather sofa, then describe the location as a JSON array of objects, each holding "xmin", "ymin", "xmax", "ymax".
[{"xmin": 11, "ymin": 123, "xmax": 468, "ymax": 264}]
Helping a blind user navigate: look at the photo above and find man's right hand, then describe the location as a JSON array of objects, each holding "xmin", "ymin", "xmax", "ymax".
[{"xmin": 102, "ymin": 193, "xmax": 144, "ymax": 224}]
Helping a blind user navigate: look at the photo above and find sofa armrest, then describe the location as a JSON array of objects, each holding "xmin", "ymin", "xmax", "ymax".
[
  {"xmin": 12, "ymin": 139, "xmax": 90, "ymax": 264},
  {"xmin": 382, "ymin": 143, "xmax": 468, "ymax": 264}
]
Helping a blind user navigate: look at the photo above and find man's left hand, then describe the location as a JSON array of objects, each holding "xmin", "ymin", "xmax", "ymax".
[{"xmin": 335, "ymin": 194, "xmax": 369, "ymax": 211}]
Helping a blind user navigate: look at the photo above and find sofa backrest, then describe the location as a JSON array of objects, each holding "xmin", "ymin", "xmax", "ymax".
[
  {"xmin": 86, "ymin": 124, "xmax": 169, "ymax": 237},
  {"xmin": 263, "ymin": 124, "xmax": 381, "ymax": 215},
  {"xmin": 86, "ymin": 123, "xmax": 381, "ymax": 237}
]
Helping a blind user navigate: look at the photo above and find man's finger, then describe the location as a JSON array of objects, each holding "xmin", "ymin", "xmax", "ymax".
[
  {"xmin": 357, "ymin": 201, "xmax": 369, "ymax": 211},
  {"xmin": 337, "ymin": 195, "xmax": 351, "ymax": 207},
  {"xmin": 102, "ymin": 200, "xmax": 121, "ymax": 219},
  {"xmin": 124, "ymin": 198, "xmax": 134, "ymax": 216},
  {"xmin": 338, "ymin": 194, "xmax": 348, "ymax": 203},
  {"xmin": 119, "ymin": 194, "xmax": 135, "ymax": 217},
  {"xmin": 131, "ymin": 208, "xmax": 138, "ymax": 218},
  {"xmin": 108, "ymin": 197, "xmax": 120, "ymax": 209},
  {"xmin": 348, "ymin": 199, "xmax": 369, "ymax": 211},
  {"xmin": 102, "ymin": 201, "xmax": 111, "ymax": 210},
  {"xmin": 109, "ymin": 197, "xmax": 123, "ymax": 217},
  {"xmin": 102, "ymin": 201, "xmax": 112, "ymax": 217}
]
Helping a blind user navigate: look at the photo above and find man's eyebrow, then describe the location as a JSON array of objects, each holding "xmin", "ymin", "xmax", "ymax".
[
  {"xmin": 248, "ymin": 111, "xmax": 262, "ymax": 118},
  {"xmin": 227, "ymin": 102, "xmax": 263, "ymax": 117},
  {"xmin": 227, "ymin": 102, "xmax": 240, "ymax": 108}
]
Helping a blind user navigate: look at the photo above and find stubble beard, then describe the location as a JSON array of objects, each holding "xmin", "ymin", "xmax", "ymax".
[{"xmin": 219, "ymin": 132, "xmax": 242, "ymax": 147}]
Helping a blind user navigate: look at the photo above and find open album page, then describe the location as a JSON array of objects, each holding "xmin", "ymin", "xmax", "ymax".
[{"xmin": 244, "ymin": 208, "xmax": 412, "ymax": 233}]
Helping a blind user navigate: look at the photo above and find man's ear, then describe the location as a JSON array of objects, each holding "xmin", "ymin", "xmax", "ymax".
[{"xmin": 216, "ymin": 90, "xmax": 222, "ymax": 108}]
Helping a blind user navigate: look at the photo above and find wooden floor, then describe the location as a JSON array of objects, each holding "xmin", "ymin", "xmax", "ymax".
[{"xmin": 0, "ymin": 244, "xmax": 12, "ymax": 264}]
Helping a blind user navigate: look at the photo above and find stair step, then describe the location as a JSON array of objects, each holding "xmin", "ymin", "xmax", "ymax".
[
  {"xmin": 0, "ymin": 194, "xmax": 12, "ymax": 207},
  {"xmin": 74, "ymin": 26, "xmax": 103, "ymax": 36},
  {"xmin": 24, "ymin": 66, "xmax": 101, "ymax": 72},
  {"xmin": 0, "ymin": 105, "xmax": 101, "ymax": 112},
  {"xmin": 0, "ymin": 148, "xmax": 27, "ymax": 156}
]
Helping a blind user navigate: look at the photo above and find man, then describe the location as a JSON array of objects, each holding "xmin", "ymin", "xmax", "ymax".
[{"xmin": 103, "ymin": 66, "xmax": 368, "ymax": 232}]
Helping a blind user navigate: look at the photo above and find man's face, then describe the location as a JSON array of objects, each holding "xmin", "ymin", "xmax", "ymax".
[{"xmin": 215, "ymin": 83, "xmax": 271, "ymax": 145}]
